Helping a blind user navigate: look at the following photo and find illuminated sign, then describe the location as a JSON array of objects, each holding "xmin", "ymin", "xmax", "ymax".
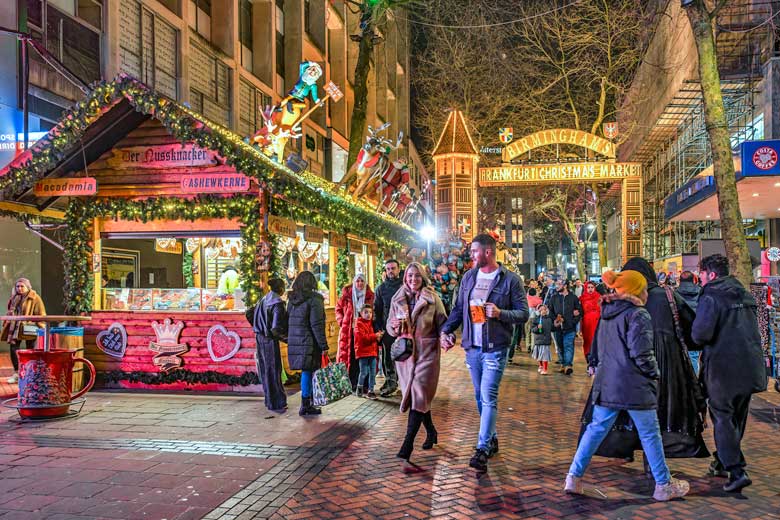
[
  {"xmin": 0, "ymin": 131, "xmax": 48, "ymax": 152},
  {"xmin": 34, "ymin": 177, "xmax": 97, "ymax": 196},
  {"xmin": 503, "ymin": 129, "xmax": 616, "ymax": 161},
  {"xmin": 109, "ymin": 144, "xmax": 218, "ymax": 169},
  {"xmin": 479, "ymin": 162, "xmax": 641, "ymax": 186},
  {"xmin": 180, "ymin": 173, "xmax": 250, "ymax": 193}
]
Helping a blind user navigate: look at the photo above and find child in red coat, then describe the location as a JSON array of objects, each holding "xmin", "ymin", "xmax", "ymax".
[{"xmin": 354, "ymin": 305, "xmax": 382, "ymax": 399}]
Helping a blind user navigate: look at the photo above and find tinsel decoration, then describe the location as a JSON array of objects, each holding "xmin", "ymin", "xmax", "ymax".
[
  {"xmin": 182, "ymin": 241, "xmax": 194, "ymax": 288},
  {"xmin": 336, "ymin": 248, "xmax": 350, "ymax": 291}
]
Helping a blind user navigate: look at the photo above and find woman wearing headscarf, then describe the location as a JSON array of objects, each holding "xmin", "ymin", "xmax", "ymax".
[
  {"xmin": 335, "ymin": 273, "xmax": 375, "ymax": 391},
  {"xmin": 387, "ymin": 262, "xmax": 447, "ymax": 467},
  {"xmin": 580, "ymin": 256, "xmax": 708, "ymax": 466},
  {"xmin": 579, "ymin": 281, "xmax": 601, "ymax": 360},
  {"xmin": 287, "ymin": 271, "xmax": 330, "ymax": 416},
  {"xmin": 1, "ymin": 278, "xmax": 46, "ymax": 383}
]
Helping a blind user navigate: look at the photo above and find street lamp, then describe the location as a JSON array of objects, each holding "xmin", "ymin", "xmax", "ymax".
[{"xmin": 420, "ymin": 224, "xmax": 436, "ymax": 260}]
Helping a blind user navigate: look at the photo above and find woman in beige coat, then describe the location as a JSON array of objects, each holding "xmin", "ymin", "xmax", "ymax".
[
  {"xmin": 387, "ymin": 262, "xmax": 447, "ymax": 464},
  {"xmin": 0, "ymin": 278, "xmax": 46, "ymax": 383}
]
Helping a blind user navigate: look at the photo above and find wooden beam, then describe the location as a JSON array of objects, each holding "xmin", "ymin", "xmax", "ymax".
[{"xmin": 0, "ymin": 201, "xmax": 66, "ymax": 220}]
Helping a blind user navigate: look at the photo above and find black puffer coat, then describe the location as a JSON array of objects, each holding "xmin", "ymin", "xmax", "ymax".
[
  {"xmin": 590, "ymin": 293, "xmax": 658, "ymax": 410},
  {"xmin": 692, "ymin": 275, "xmax": 766, "ymax": 400},
  {"xmin": 286, "ymin": 290, "xmax": 329, "ymax": 372}
]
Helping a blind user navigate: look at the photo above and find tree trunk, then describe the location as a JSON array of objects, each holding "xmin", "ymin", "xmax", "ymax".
[
  {"xmin": 684, "ymin": 3, "xmax": 752, "ymax": 286},
  {"xmin": 592, "ymin": 183, "xmax": 607, "ymax": 271},
  {"xmin": 575, "ymin": 240, "xmax": 587, "ymax": 282},
  {"xmin": 347, "ymin": 13, "xmax": 375, "ymax": 170}
]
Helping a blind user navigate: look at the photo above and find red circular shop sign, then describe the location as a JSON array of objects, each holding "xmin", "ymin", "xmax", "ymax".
[{"xmin": 752, "ymin": 146, "xmax": 778, "ymax": 170}]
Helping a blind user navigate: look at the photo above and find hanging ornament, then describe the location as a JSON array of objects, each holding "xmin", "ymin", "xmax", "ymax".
[
  {"xmin": 286, "ymin": 252, "xmax": 298, "ymax": 280},
  {"xmin": 298, "ymin": 240, "xmax": 320, "ymax": 263},
  {"xmin": 185, "ymin": 238, "xmax": 200, "ymax": 254}
]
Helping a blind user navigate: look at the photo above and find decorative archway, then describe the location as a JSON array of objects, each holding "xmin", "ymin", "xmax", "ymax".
[{"xmin": 481, "ymin": 129, "xmax": 642, "ymax": 265}]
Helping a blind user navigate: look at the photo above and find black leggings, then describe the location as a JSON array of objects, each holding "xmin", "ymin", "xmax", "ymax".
[{"xmin": 9, "ymin": 340, "xmax": 33, "ymax": 372}]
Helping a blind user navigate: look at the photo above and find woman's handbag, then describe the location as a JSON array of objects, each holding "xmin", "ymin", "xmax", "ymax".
[
  {"xmin": 21, "ymin": 324, "xmax": 40, "ymax": 338},
  {"xmin": 391, "ymin": 336, "xmax": 414, "ymax": 362},
  {"xmin": 312, "ymin": 354, "xmax": 352, "ymax": 406}
]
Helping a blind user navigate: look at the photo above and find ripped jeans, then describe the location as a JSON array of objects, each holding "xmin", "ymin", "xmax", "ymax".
[{"xmin": 465, "ymin": 347, "xmax": 508, "ymax": 451}]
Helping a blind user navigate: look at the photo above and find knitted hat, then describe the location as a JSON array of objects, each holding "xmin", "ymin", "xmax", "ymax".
[{"xmin": 602, "ymin": 270, "xmax": 647, "ymax": 297}]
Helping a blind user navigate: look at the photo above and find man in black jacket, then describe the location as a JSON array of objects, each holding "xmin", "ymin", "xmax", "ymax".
[
  {"xmin": 692, "ymin": 254, "xmax": 766, "ymax": 493},
  {"xmin": 548, "ymin": 280, "xmax": 582, "ymax": 375},
  {"xmin": 373, "ymin": 259, "xmax": 403, "ymax": 397}
]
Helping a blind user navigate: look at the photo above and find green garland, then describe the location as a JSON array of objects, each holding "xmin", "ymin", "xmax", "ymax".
[
  {"xmin": 182, "ymin": 240, "xmax": 194, "ymax": 287},
  {"xmin": 1, "ymin": 75, "xmax": 416, "ymax": 246},
  {"xmin": 336, "ymin": 247, "xmax": 350, "ymax": 291},
  {"xmin": 102, "ymin": 369, "xmax": 260, "ymax": 386},
  {"xmin": 64, "ymin": 195, "xmax": 262, "ymax": 314}
]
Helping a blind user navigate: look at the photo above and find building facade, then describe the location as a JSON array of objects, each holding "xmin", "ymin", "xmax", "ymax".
[
  {"xmin": 0, "ymin": 0, "xmax": 412, "ymax": 308},
  {"xmin": 617, "ymin": 0, "xmax": 780, "ymax": 276}
]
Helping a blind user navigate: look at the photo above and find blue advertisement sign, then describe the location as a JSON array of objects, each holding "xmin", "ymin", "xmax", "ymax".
[{"xmin": 741, "ymin": 140, "xmax": 780, "ymax": 177}]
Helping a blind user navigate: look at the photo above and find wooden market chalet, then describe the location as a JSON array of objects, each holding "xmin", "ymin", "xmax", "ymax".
[{"xmin": 0, "ymin": 75, "xmax": 414, "ymax": 392}]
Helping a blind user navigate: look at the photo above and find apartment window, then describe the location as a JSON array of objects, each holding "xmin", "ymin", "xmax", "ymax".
[
  {"xmin": 239, "ymin": 0, "xmax": 253, "ymax": 73},
  {"xmin": 239, "ymin": 79, "xmax": 272, "ymax": 136},
  {"xmin": 438, "ymin": 189, "xmax": 450, "ymax": 204},
  {"xmin": 119, "ymin": 1, "xmax": 178, "ymax": 99},
  {"xmin": 190, "ymin": 42, "xmax": 231, "ymax": 127},
  {"xmin": 275, "ymin": 0, "xmax": 285, "ymax": 79},
  {"xmin": 456, "ymin": 188, "xmax": 471, "ymax": 203},
  {"xmin": 26, "ymin": 0, "xmax": 102, "ymax": 84},
  {"xmin": 188, "ymin": 0, "xmax": 211, "ymax": 40},
  {"xmin": 304, "ymin": 0, "xmax": 311, "ymax": 35}
]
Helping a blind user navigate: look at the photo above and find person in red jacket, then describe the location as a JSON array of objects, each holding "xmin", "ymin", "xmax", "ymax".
[
  {"xmin": 336, "ymin": 274, "xmax": 375, "ymax": 391},
  {"xmin": 579, "ymin": 281, "xmax": 601, "ymax": 360},
  {"xmin": 354, "ymin": 305, "xmax": 382, "ymax": 399}
]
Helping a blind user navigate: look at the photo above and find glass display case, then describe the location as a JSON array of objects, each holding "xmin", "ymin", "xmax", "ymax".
[{"xmin": 102, "ymin": 288, "xmax": 240, "ymax": 312}]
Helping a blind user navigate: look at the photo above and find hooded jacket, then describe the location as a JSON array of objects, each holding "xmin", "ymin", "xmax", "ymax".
[
  {"xmin": 286, "ymin": 290, "xmax": 329, "ymax": 372},
  {"xmin": 676, "ymin": 280, "xmax": 701, "ymax": 312},
  {"xmin": 253, "ymin": 291, "xmax": 288, "ymax": 341},
  {"xmin": 354, "ymin": 317, "xmax": 379, "ymax": 358},
  {"xmin": 590, "ymin": 293, "xmax": 659, "ymax": 410},
  {"xmin": 691, "ymin": 275, "xmax": 766, "ymax": 400}
]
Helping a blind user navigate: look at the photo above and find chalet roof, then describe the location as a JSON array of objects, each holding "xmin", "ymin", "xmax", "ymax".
[
  {"xmin": 432, "ymin": 110, "xmax": 478, "ymax": 157},
  {"xmin": 0, "ymin": 75, "xmax": 413, "ymax": 242}
]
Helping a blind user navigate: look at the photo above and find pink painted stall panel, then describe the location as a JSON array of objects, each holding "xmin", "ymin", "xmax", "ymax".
[{"xmin": 84, "ymin": 311, "xmax": 261, "ymax": 392}]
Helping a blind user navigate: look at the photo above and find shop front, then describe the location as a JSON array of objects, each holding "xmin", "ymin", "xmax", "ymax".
[{"xmin": 0, "ymin": 76, "xmax": 412, "ymax": 393}]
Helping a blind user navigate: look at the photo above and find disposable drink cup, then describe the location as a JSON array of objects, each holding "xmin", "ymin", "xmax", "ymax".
[{"xmin": 469, "ymin": 299, "xmax": 486, "ymax": 324}]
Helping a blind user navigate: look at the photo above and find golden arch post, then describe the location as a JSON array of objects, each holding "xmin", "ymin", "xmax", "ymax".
[{"xmin": 482, "ymin": 129, "xmax": 642, "ymax": 265}]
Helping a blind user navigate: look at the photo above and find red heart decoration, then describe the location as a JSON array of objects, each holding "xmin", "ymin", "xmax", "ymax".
[{"xmin": 207, "ymin": 325, "xmax": 241, "ymax": 362}]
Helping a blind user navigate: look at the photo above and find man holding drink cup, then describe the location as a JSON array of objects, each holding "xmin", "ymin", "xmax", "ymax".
[{"xmin": 440, "ymin": 234, "xmax": 528, "ymax": 473}]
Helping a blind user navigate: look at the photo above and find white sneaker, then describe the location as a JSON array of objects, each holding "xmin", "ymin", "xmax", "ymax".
[
  {"xmin": 6, "ymin": 374, "xmax": 18, "ymax": 384},
  {"xmin": 653, "ymin": 477, "xmax": 690, "ymax": 501},
  {"xmin": 564, "ymin": 474, "xmax": 584, "ymax": 494}
]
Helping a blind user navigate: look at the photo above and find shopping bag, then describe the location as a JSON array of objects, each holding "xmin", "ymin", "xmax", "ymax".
[{"xmin": 312, "ymin": 360, "xmax": 352, "ymax": 406}]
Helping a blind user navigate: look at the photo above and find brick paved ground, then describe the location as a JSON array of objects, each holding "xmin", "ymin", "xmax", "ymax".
[{"xmin": 0, "ymin": 342, "xmax": 777, "ymax": 519}]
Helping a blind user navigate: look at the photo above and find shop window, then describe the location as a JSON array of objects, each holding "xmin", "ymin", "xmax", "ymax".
[
  {"xmin": 275, "ymin": 0, "xmax": 285, "ymax": 79},
  {"xmin": 239, "ymin": 0, "xmax": 253, "ymax": 73},
  {"xmin": 239, "ymin": 79, "xmax": 272, "ymax": 137},
  {"xmin": 188, "ymin": 0, "xmax": 212, "ymax": 40},
  {"xmin": 25, "ymin": 0, "xmax": 102, "ymax": 85},
  {"xmin": 101, "ymin": 236, "xmax": 245, "ymax": 312},
  {"xmin": 278, "ymin": 233, "xmax": 331, "ymax": 304},
  {"xmin": 190, "ymin": 42, "xmax": 231, "ymax": 127},
  {"xmin": 119, "ymin": 1, "xmax": 178, "ymax": 99}
]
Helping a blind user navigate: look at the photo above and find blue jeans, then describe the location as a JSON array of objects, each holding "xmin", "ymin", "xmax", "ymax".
[
  {"xmin": 301, "ymin": 370, "xmax": 313, "ymax": 398},
  {"xmin": 465, "ymin": 348, "xmax": 508, "ymax": 451},
  {"xmin": 561, "ymin": 330, "xmax": 575, "ymax": 366},
  {"xmin": 569, "ymin": 405, "xmax": 671, "ymax": 485},
  {"xmin": 688, "ymin": 350, "xmax": 700, "ymax": 374},
  {"xmin": 357, "ymin": 357, "xmax": 377, "ymax": 391}
]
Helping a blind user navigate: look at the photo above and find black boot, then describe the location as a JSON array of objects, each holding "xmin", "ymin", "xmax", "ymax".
[
  {"xmin": 422, "ymin": 411, "xmax": 438, "ymax": 450},
  {"xmin": 397, "ymin": 411, "xmax": 423, "ymax": 460},
  {"xmin": 299, "ymin": 397, "xmax": 321, "ymax": 416},
  {"xmin": 724, "ymin": 470, "xmax": 752, "ymax": 493}
]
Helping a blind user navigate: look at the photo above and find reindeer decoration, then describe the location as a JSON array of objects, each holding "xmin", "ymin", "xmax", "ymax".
[{"xmin": 340, "ymin": 122, "xmax": 403, "ymax": 199}]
